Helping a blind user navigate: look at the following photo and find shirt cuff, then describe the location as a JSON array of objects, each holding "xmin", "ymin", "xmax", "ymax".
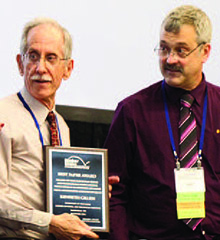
[{"xmin": 23, "ymin": 210, "xmax": 53, "ymax": 235}]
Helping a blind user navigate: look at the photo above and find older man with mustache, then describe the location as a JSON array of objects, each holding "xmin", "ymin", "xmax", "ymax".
[{"xmin": 0, "ymin": 18, "xmax": 119, "ymax": 240}]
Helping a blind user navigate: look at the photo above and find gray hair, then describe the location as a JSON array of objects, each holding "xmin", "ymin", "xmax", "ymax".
[
  {"xmin": 161, "ymin": 5, "xmax": 212, "ymax": 44},
  {"xmin": 20, "ymin": 17, "xmax": 72, "ymax": 58}
]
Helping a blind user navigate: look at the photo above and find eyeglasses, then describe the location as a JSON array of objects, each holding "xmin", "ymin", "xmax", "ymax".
[
  {"xmin": 24, "ymin": 52, "xmax": 69, "ymax": 66},
  {"xmin": 154, "ymin": 42, "xmax": 205, "ymax": 59}
]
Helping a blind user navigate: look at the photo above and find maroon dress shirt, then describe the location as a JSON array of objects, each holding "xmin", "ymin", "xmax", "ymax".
[{"xmin": 104, "ymin": 76, "xmax": 220, "ymax": 240}]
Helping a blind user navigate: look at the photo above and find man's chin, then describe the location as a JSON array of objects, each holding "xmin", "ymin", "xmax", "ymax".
[
  {"xmin": 30, "ymin": 89, "xmax": 50, "ymax": 100},
  {"xmin": 164, "ymin": 77, "xmax": 184, "ymax": 88}
]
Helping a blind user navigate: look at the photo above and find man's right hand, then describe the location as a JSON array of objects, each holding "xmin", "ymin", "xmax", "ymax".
[{"xmin": 49, "ymin": 213, "xmax": 99, "ymax": 240}]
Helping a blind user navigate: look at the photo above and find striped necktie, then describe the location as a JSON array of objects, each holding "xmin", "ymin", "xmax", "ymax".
[
  {"xmin": 179, "ymin": 94, "xmax": 198, "ymax": 167},
  {"xmin": 47, "ymin": 111, "xmax": 60, "ymax": 146},
  {"xmin": 179, "ymin": 93, "xmax": 203, "ymax": 230}
]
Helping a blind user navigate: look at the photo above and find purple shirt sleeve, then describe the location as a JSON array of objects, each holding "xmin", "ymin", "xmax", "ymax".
[{"xmin": 105, "ymin": 102, "xmax": 133, "ymax": 240}]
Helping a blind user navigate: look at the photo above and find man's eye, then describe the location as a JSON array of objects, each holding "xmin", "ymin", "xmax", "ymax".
[
  {"xmin": 160, "ymin": 46, "xmax": 169, "ymax": 51},
  {"xmin": 29, "ymin": 53, "xmax": 39, "ymax": 61},
  {"xmin": 176, "ymin": 48, "xmax": 188, "ymax": 57},
  {"xmin": 47, "ymin": 55, "xmax": 57, "ymax": 62},
  {"xmin": 177, "ymin": 48, "xmax": 186, "ymax": 54}
]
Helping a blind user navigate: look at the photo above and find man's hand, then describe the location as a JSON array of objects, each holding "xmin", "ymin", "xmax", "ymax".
[
  {"xmin": 108, "ymin": 175, "xmax": 120, "ymax": 198},
  {"xmin": 49, "ymin": 213, "xmax": 99, "ymax": 240}
]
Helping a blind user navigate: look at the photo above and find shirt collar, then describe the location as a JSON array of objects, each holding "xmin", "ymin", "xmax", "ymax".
[
  {"xmin": 164, "ymin": 73, "xmax": 206, "ymax": 107},
  {"xmin": 20, "ymin": 86, "xmax": 56, "ymax": 125}
]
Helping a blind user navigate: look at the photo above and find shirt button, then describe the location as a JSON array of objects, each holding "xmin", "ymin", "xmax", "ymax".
[{"xmin": 202, "ymin": 230, "xmax": 206, "ymax": 235}]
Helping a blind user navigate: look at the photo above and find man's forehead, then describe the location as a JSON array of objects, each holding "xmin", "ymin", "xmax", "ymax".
[
  {"xmin": 26, "ymin": 24, "xmax": 64, "ymax": 54},
  {"xmin": 27, "ymin": 24, "xmax": 64, "ymax": 44},
  {"xmin": 159, "ymin": 25, "xmax": 197, "ymax": 45}
]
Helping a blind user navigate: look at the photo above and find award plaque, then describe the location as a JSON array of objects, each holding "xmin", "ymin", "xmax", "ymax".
[{"xmin": 45, "ymin": 146, "xmax": 109, "ymax": 233}]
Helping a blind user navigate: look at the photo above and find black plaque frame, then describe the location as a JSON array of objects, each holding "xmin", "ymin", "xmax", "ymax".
[{"xmin": 45, "ymin": 146, "xmax": 109, "ymax": 233}]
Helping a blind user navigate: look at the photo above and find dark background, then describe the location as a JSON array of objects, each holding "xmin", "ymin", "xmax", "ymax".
[{"xmin": 56, "ymin": 105, "xmax": 114, "ymax": 148}]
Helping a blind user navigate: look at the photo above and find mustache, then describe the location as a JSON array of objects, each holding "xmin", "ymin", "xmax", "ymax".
[
  {"xmin": 30, "ymin": 74, "xmax": 52, "ymax": 81},
  {"xmin": 164, "ymin": 64, "xmax": 183, "ymax": 73}
]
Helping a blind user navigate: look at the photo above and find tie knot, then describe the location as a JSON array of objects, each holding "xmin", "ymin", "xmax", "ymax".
[
  {"xmin": 47, "ymin": 111, "xmax": 56, "ymax": 124},
  {"xmin": 180, "ymin": 94, "xmax": 194, "ymax": 108},
  {"xmin": 47, "ymin": 111, "xmax": 60, "ymax": 146}
]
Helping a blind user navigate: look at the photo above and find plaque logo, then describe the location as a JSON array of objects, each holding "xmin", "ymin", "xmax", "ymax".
[{"xmin": 64, "ymin": 155, "xmax": 90, "ymax": 170}]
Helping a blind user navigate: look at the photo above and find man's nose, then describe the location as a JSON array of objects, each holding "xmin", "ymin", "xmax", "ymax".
[
  {"xmin": 36, "ymin": 58, "xmax": 47, "ymax": 73},
  {"xmin": 166, "ymin": 51, "xmax": 179, "ymax": 64}
]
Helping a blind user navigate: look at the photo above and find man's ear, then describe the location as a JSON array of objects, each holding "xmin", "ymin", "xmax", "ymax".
[
  {"xmin": 16, "ymin": 54, "xmax": 24, "ymax": 76},
  {"xmin": 63, "ymin": 59, "xmax": 74, "ymax": 80},
  {"xmin": 202, "ymin": 43, "xmax": 211, "ymax": 64}
]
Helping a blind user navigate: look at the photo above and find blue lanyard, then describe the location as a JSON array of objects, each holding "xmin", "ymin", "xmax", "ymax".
[
  {"xmin": 17, "ymin": 92, "xmax": 63, "ymax": 147},
  {"xmin": 162, "ymin": 80, "xmax": 208, "ymax": 167}
]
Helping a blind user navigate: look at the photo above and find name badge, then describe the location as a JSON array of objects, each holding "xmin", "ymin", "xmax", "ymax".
[{"xmin": 174, "ymin": 167, "xmax": 206, "ymax": 219}]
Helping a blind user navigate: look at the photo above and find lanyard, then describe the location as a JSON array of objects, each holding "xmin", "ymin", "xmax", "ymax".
[
  {"xmin": 17, "ymin": 92, "xmax": 63, "ymax": 147},
  {"xmin": 162, "ymin": 80, "xmax": 208, "ymax": 168}
]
